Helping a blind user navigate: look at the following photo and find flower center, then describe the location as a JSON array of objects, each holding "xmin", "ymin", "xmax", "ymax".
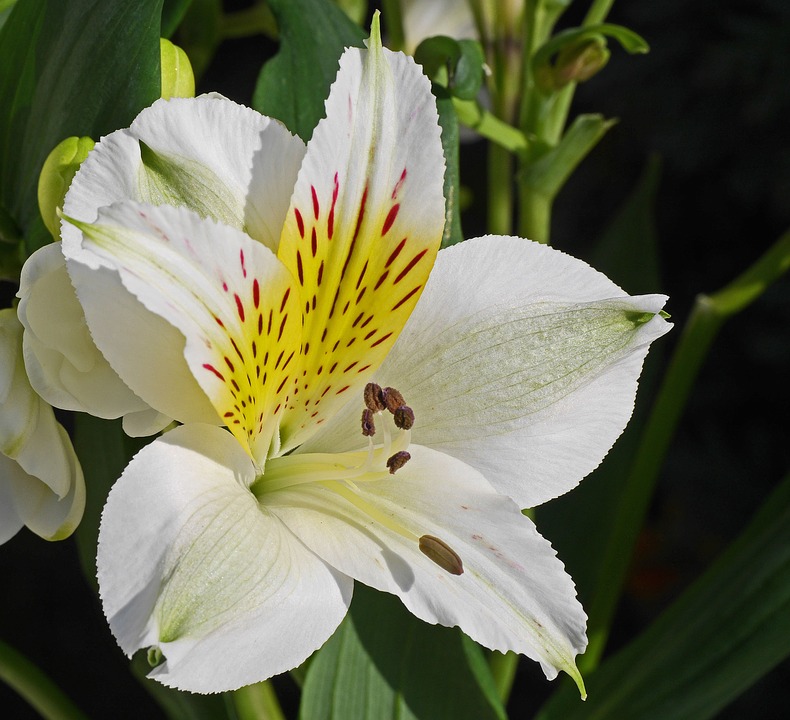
[{"xmin": 251, "ymin": 382, "xmax": 463, "ymax": 575}]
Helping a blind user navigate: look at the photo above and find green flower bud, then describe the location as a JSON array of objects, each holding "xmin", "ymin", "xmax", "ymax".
[
  {"xmin": 160, "ymin": 38, "xmax": 195, "ymax": 100},
  {"xmin": 37, "ymin": 136, "xmax": 94, "ymax": 241},
  {"xmin": 554, "ymin": 37, "xmax": 610, "ymax": 87}
]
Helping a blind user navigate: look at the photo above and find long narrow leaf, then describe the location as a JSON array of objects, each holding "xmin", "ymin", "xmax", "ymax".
[{"xmin": 537, "ymin": 471, "xmax": 790, "ymax": 720}]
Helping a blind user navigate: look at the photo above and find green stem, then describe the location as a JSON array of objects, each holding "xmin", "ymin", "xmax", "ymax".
[
  {"xmin": 517, "ymin": 185, "xmax": 552, "ymax": 243},
  {"xmin": 487, "ymin": 141, "xmax": 513, "ymax": 235},
  {"xmin": 232, "ymin": 680, "xmax": 287, "ymax": 720},
  {"xmin": 583, "ymin": 0, "xmax": 616, "ymax": 26},
  {"xmin": 540, "ymin": 0, "xmax": 615, "ymax": 145},
  {"xmin": 0, "ymin": 640, "xmax": 88, "ymax": 720},
  {"xmin": 452, "ymin": 98, "xmax": 528, "ymax": 154},
  {"xmin": 488, "ymin": 650, "xmax": 519, "ymax": 703},
  {"xmin": 580, "ymin": 228, "xmax": 790, "ymax": 674}
]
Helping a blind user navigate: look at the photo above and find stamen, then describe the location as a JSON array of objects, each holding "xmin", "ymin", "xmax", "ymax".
[
  {"xmin": 381, "ymin": 386, "xmax": 406, "ymax": 413},
  {"xmin": 361, "ymin": 408, "xmax": 376, "ymax": 437},
  {"xmin": 419, "ymin": 535, "xmax": 464, "ymax": 575},
  {"xmin": 393, "ymin": 405, "xmax": 414, "ymax": 430},
  {"xmin": 364, "ymin": 382, "xmax": 386, "ymax": 412},
  {"xmin": 386, "ymin": 450, "xmax": 411, "ymax": 474}
]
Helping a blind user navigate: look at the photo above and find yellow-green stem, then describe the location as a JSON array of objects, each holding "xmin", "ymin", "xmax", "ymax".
[
  {"xmin": 487, "ymin": 141, "xmax": 514, "ymax": 235},
  {"xmin": 232, "ymin": 680, "xmax": 287, "ymax": 720},
  {"xmin": 518, "ymin": 185, "xmax": 552, "ymax": 244}
]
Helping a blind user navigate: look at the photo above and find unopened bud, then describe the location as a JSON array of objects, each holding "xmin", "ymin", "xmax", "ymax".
[
  {"xmin": 160, "ymin": 38, "xmax": 195, "ymax": 100},
  {"xmin": 37, "ymin": 136, "xmax": 95, "ymax": 240},
  {"xmin": 554, "ymin": 38, "xmax": 610, "ymax": 87}
]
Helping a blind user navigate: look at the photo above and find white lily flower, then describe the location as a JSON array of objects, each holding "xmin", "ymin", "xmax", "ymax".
[
  {"xmin": 58, "ymin": 26, "xmax": 669, "ymax": 695},
  {"xmin": 0, "ymin": 308, "xmax": 85, "ymax": 544}
]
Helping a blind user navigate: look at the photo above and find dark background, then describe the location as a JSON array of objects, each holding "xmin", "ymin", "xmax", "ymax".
[{"xmin": 2, "ymin": 0, "xmax": 789, "ymax": 717}]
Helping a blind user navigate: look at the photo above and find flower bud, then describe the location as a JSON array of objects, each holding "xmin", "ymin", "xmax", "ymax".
[
  {"xmin": 554, "ymin": 37, "xmax": 610, "ymax": 88},
  {"xmin": 160, "ymin": 38, "xmax": 195, "ymax": 100},
  {"xmin": 37, "ymin": 136, "xmax": 94, "ymax": 240}
]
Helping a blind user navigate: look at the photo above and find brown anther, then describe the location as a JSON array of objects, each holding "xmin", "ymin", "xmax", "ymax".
[
  {"xmin": 393, "ymin": 405, "xmax": 414, "ymax": 430},
  {"xmin": 386, "ymin": 450, "xmax": 411, "ymax": 474},
  {"xmin": 361, "ymin": 408, "xmax": 376, "ymax": 437},
  {"xmin": 382, "ymin": 386, "xmax": 406, "ymax": 413},
  {"xmin": 419, "ymin": 535, "xmax": 464, "ymax": 575},
  {"xmin": 364, "ymin": 382, "xmax": 386, "ymax": 412}
]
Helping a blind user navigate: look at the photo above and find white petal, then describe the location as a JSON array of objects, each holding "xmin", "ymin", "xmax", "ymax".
[
  {"xmin": 275, "ymin": 29, "xmax": 446, "ymax": 450},
  {"xmin": 0, "ymin": 309, "xmax": 85, "ymax": 543},
  {"xmin": 0, "ymin": 456, "xmax": 25, "ymax": 544},
  {"xmin": 3, "ymin": 425, "xmax": 86, "ymax": 541},
  {"xmin": 267, "ymin": 444, "xmax": 586, "ymax": 688},
  {"xmin": 302, "ymin": 236, "xmax": 671, "ymax": 507},
  {"xmin": 17, "ymin": 244, "xmax": 150, "ymax": 419},
  {"xmin": 98, "ymin": 424, "xmax": 352, "ymax": 693},
  {"xmin": 62, "ymin": 96, "xmax": 306, "ymax": 252},
  {"xmin": 63, "ymin": 202, "xmax": 302, "ymax": 458}
]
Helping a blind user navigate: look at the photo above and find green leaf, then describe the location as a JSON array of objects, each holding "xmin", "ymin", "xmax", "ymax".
[
  {"xmin": 252, "ymin": 0, "xmax": 365, "ymax": 141},
  {"xmin": 161, "ymin": 0, "xmax": 193, "ymax": 38},
  {"xmin": 72, "ymin": 415, "xmax": 130, "ymax": 590},
  {"xmin": 300, "ymin": 585, "xmax": 506, "ymax": 720},
  {"xmin": 537, "ymin": 471, "xmax": 790, "ymax": 720},
  {"xmin": 520, "ymin": 113, "xmax": 616, "ymax": 199},
  {"xmin": 0, "ymin": 0, "xmax": 163, "ymax": 252},
  {"xmin": 173, "ymin": 0, "xmax": 222, "ymax": 80},
  {"xmin": 435, "ymin": 87, "xmax": 464, "ymax": 248},
  {"xmin": 589, "ymin": 154, "xmax": 663, "ymax": 294},
  {"xmin": 414, "ymin": 36, "xmax": 486, "ymax": 101}
]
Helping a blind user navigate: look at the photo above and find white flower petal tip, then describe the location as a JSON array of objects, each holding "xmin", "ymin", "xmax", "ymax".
[
  {"xmin": 0, "ymin": 309, "xmax": 85, "ymax": 544},
  {"xmin": 97, "ymin": 424, "xmax": 352, "ymax": 693}
]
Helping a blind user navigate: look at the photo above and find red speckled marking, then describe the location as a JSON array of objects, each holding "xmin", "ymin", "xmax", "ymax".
[
  {"xmin": 381, "ymin": 204, "xmax": 400, "ymax": 236},
  {"xmin": 294, "ymin": 208, "xmax": 305, "ymax": 238},
  {"xmin": 391, "ymin": 168, "xmax": 407, "ymax": 199},
  {"xmin": 392, "ymin": 286, "xmax": 422, "ymax": 311},
  {"xmin": 394, "ymin": 249, "xmax": 428, "ymax": 284},
  {"xmin": 203, "ymin": 363, "xmax": 225, "ymax": 381},
  {"xmin": 385, "ymin": 238, "xmax": 407, "ymax": 268},
  {"xmin": 311, "ymin": 185, "xmax": 320, "ymax": 219},
  {"xmin": 253, "ymin": 279, "xmax": 260, "ymax": 308},
  {"xmin": 234, "ymin": 294, "xmax": 245, "ymax": 321}
]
